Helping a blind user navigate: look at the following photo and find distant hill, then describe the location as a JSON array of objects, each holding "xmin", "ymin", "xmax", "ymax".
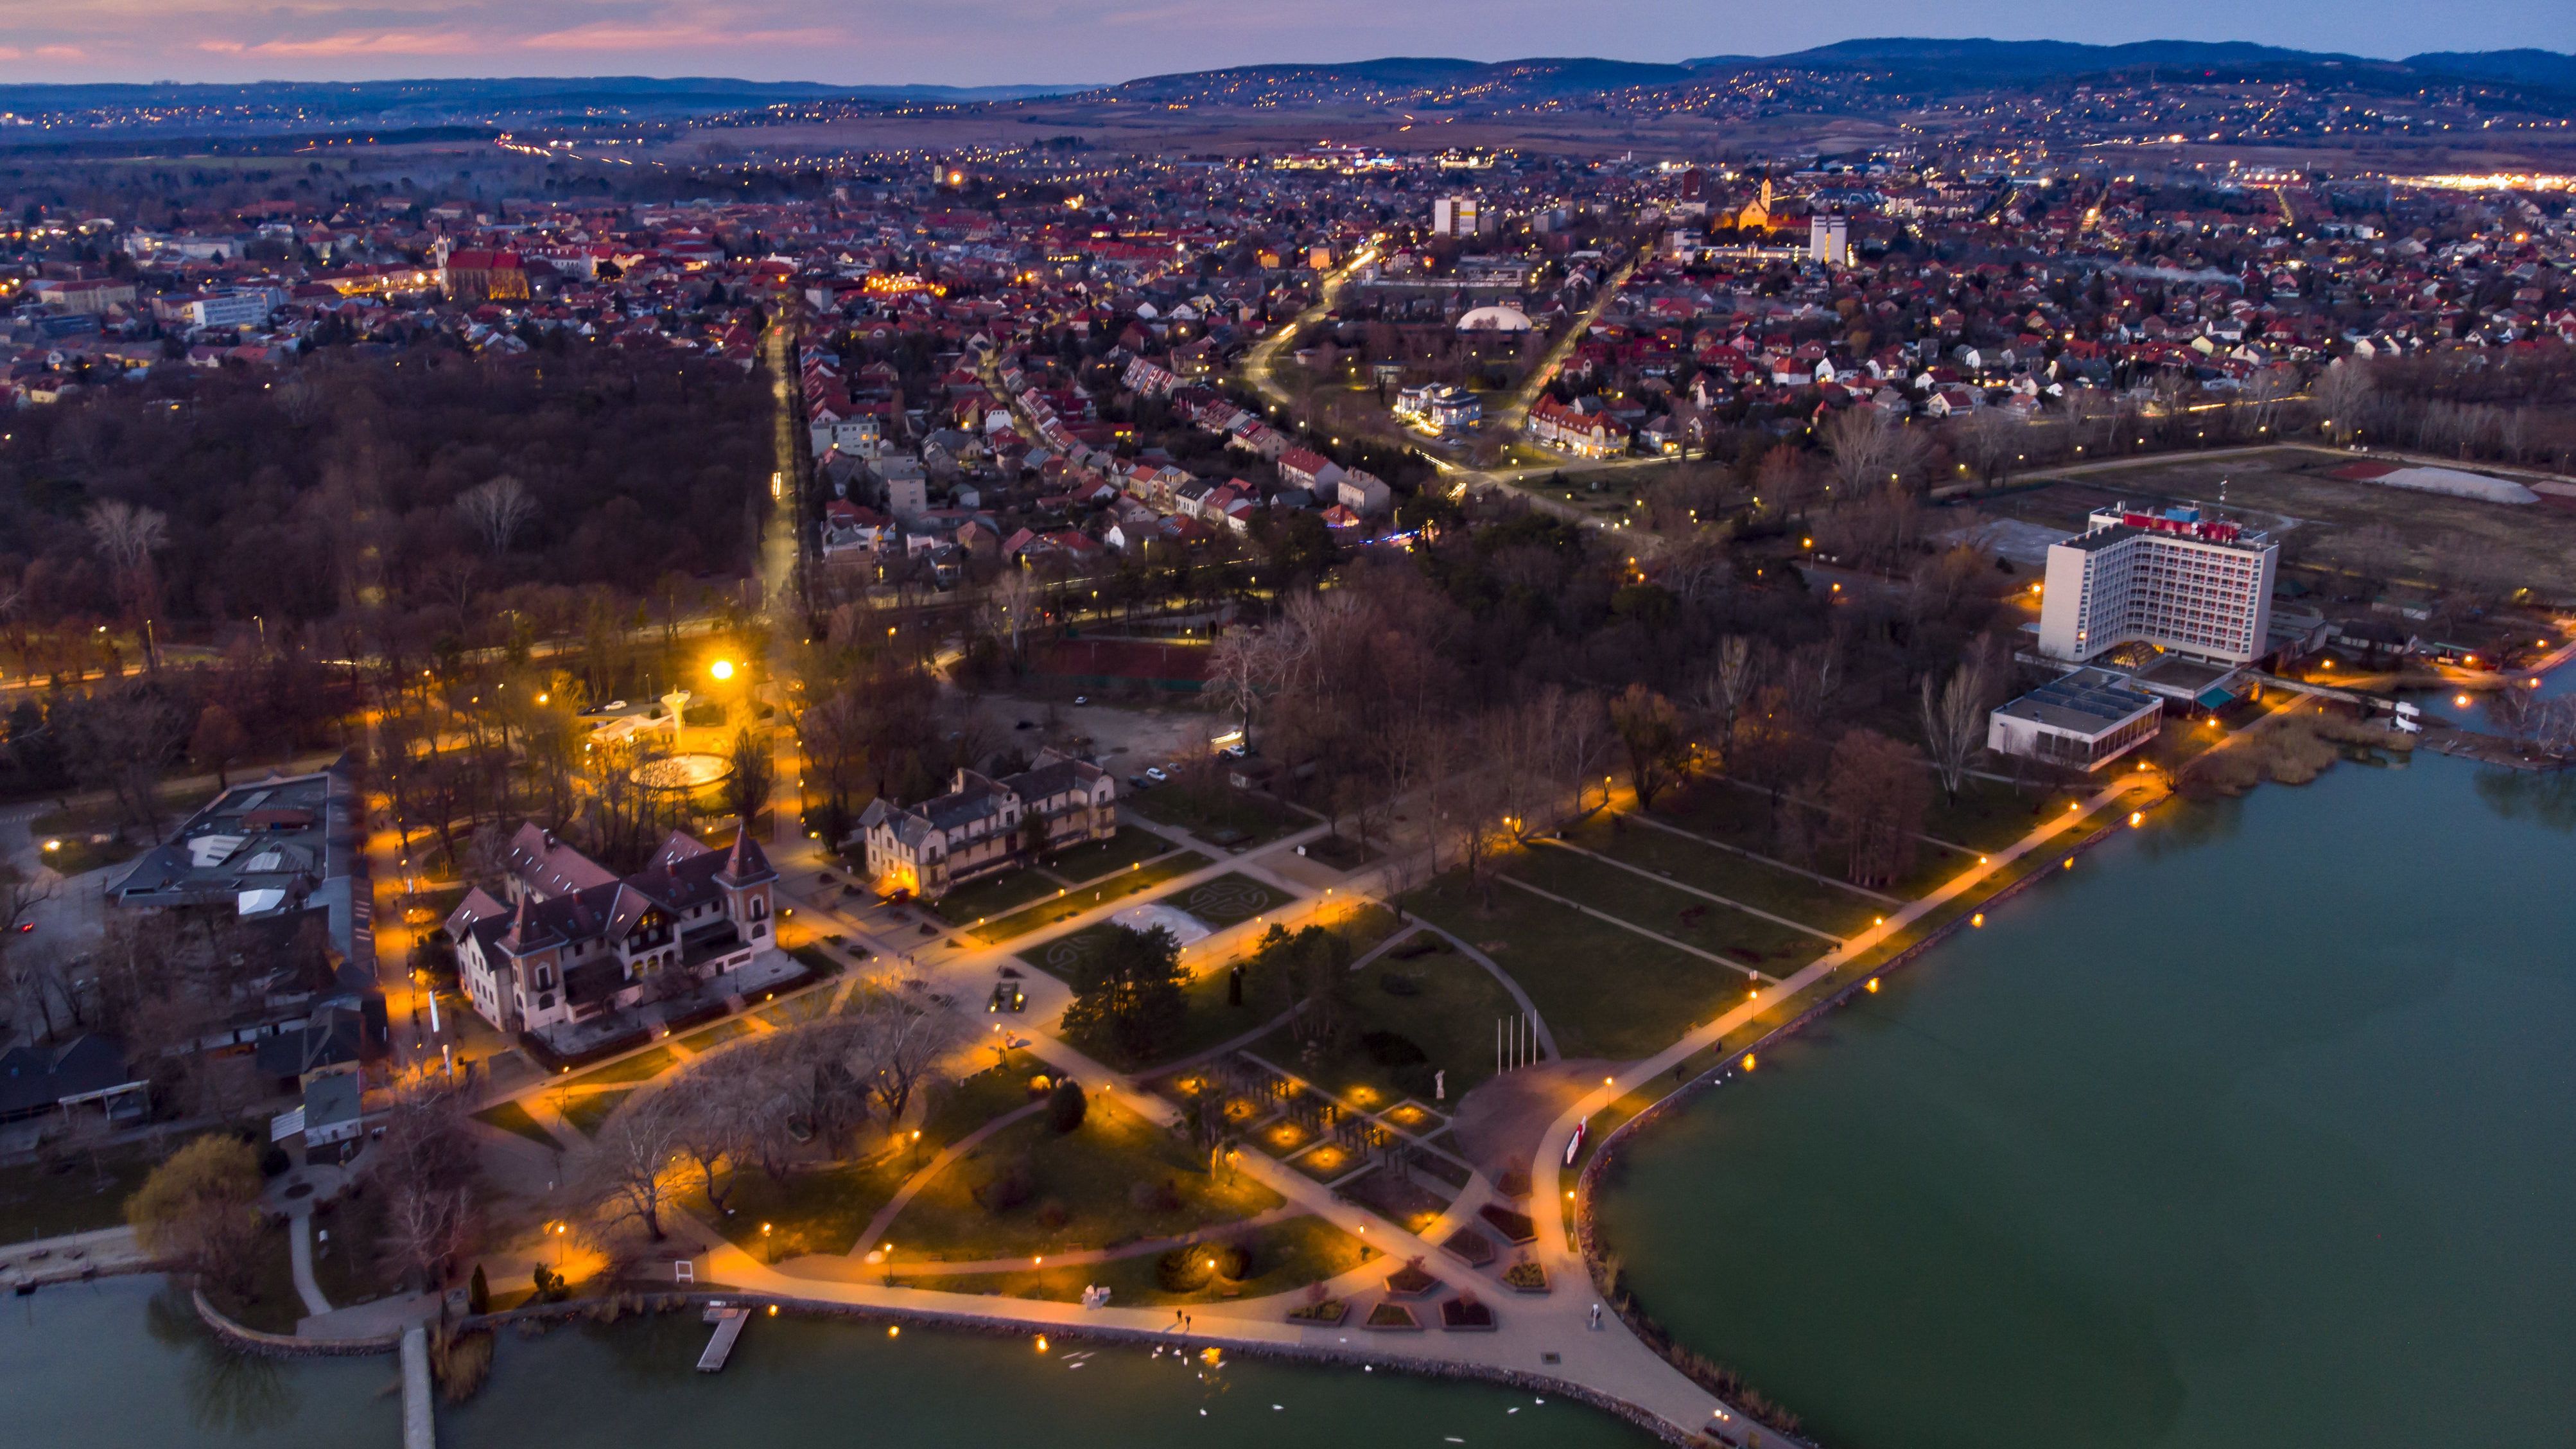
[
  {"xmin": 1687, "ymin": 38, "xmax": 2381, "ymax": 76},
  {"xmin": 1086, "ymin": 55, "xmax": 1693, "ymax": 104},
  {"xmin": 2402, "ymin": 49, "xmax": 2576, "ymax": 91},
  {"xmin": 0, "ymin": 75, "xmax": 1077, "ymax": 122}
]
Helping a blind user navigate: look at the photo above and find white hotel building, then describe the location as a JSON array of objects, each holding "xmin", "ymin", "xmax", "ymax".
[{"xmin": 2037, "ymin": 505, "xmax": 2278, "ymax": 667}]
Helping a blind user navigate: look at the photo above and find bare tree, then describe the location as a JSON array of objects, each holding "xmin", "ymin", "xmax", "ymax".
[
  {"xmin": 2311, "ymin": 360, "xmax": 2374, "ymax": 446},
  {"xmin": 576, "ymin": 1093, "xmax": 687, "ymax": 1241},
  {"xmin": 85, "ymin": 498, "xmax": 170, "ymax": 575},
  {"xmin": 1696, "ymin": 635, "xmax": 1759, "ymax": 761},
  {"xmin": 1920, "ymin": 656, "xmax": 1992, "ymax": 800},
  {"xmin": 456, "ymin": 475, "xmax": 537, "ymax": 558},
  {"xmin": 840, "ymin": 977, "xmax": 968, "ymax": 1143}
]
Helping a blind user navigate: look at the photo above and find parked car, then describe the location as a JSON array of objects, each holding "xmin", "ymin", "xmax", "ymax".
[
  {"xmin": 1145, "ymin": 766, "xmax": 1169, "ymax": 783},
  {"xmin": 1127, "ymin": 774, "xmax": 1151, "ymax": 790},
  {"xmin": 1073, "ymin": 695, "xmax": 1088, "ymax": 705}
]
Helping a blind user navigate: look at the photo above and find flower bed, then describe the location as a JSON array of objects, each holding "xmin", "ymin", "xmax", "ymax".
[
  {"xmin": 1440, "ymin": 1294, "xmax": 1496, "ymax": 1331},
  {"xmin": 1502, "ymin": 1260, "xmax": 1549, "ymax": 1294},
  {"xmin": 1477, "ymin": 1202, "xmax": 1537, "ymax": 1245},
  {"xmin": 1383, "ymin": 1260, "xmax": 1438, "ymax": 1297},
  {"xmin": 1440, "ymin": 1227, "xmax": 1497, "ymax": 1267},
  {"xmin": 1285, "ymin": 1297, "xmax": 1348, "ymax": 1326},
  {"xmin": 1363, "ymin": 1301, "xmax": 1422, "ymax": 1331}
]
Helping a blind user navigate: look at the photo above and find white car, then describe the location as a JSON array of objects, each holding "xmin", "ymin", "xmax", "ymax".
[{"xmin": 1144, "ymin": 766, "xmax": 1168, "ymax": 783}]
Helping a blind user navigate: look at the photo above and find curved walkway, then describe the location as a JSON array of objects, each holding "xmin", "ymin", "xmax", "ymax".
[
  {"xmin": 880, "ymin": 1204, "xmax": 1301, "ymax": 1277},
  {"xmin": 1429, "ymin": 927, "xmax": 1561, "ymax": 1061},
  {"xmin": 849, "ymin": 1100, "xmax": 1047, "ymax": 1258}
]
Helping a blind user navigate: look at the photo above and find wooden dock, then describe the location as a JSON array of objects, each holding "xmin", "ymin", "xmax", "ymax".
[{"xmin": 697, "ymin": 1306, "xmax": 749, "ymax": 1371}]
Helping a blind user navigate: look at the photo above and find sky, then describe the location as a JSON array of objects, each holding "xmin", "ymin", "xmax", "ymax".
[{"xmin": 0, "ymin": 1, "xmax": 2570, "ymax": 89}]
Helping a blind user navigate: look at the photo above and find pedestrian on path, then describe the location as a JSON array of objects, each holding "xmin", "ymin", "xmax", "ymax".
[{"xmin": 1588, "ymin": 1302, "xmax": 1603, "ymax": 1330}]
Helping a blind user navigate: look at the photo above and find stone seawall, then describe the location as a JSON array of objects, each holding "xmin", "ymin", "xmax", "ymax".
[
  {"xmin": 466, "ymin": 1289, "xmax": 1710, "ymax": 1446},
  {"xmin": 1570, "ymin": 818, "xmax": 2131, "ymax": 1447},
  {"xmin": 191, "ymin": 1286, "xmax": 401, "ymax": 1357}
]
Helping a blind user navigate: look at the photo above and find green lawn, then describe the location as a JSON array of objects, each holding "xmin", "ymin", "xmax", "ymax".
[
  {"xmin": 559, "ymin": 1088, "xmax": 634, "ymax": 1137},
  {"xmin": 926, "ymin": 1058, "xmax": 1049, "ymax": 1143},
  {"xmin": 1127, "ymin": 785, "xmax": 1298, "ymax": 848},
  {"xmin": 905, "ymin": 1215, "xmax": 1373, "ymax": 1307},
  {"xmin": 970, "ymin": 852, "xmax": 1214, "ymax": 944},
  {"xmin": 570, "ymin": 1044, "xmax": 677, "ymax": 1087},
  {"xmin": 29, "ymin": 778, "xmax": 225, "ymax": 875},
  {"xmin": 1502, "ymin": 845, "xmax": 1823, "ymax": 972},
  {"xmin": 1565, "ymin": 814, "xmax": 1883, "ymax": 937},
  {"xmin": 308, "ymin": 1192, "xmax": 399, "ymax": 1308},
  {"xmin": 756, "ymin": 991, "xmax": 834, "ymax": 1028},
  {"xmin": 1043, "ymin": 827, "xmax": 1179, "ymax": 884},
  {"xmin": 1245, "ymin": 936, "xmax": 1530, "ymax": 1106},
  {"xmin": 0, "ymin": 1152, "xmax": 157, "ymax": 1245},
  {"xmin": 473, "ymin": 1099, "xmax": 561, "ymax": 1149},
  {"xmin": 1402, "ymin": 870, "xmax": 1761, "ymax": 1060},
  {"xmin": 882, "ymin": 1094, "xmax": 1281, "ymax": 1260},
  {"xmin": 928, "ymin": 868, "xmax": 1069, "ymax": 927},
  {"xmin": 1154, "ymin": 870, "xmax": 1289, "ymax": 927},
  {"xmin": 676, "ymin": 1019, "xmax": 756, "ymax": 1054},
  {"xmin": 206, "ymin": 1224, "xmax": 308, "ymax": 1333},
  {"xmin": 685, "ymin": 1153, "xmax": 910, "ymax": 1259}
]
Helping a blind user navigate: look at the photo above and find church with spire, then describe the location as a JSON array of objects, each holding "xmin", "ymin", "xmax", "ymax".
[{"xmin": 445, "ymin": 821, "xmax": 779, "ymax": 1038}]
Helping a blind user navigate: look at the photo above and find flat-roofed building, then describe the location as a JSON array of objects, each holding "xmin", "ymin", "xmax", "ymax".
[
  {"xmin": 1988, "ymin": 668, "xmax": 2164, "ymax": 771},
  {"xmin": 2038, "ymin": 504, "xmax": 2277, "ymax": 666}
]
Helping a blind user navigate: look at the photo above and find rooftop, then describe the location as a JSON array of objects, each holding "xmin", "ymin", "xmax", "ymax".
[{"xmin": 1996, "ymin": 667, "xmax": 2162, "ymax": 737}]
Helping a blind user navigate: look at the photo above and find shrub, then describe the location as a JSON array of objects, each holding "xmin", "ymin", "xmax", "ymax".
[
  {"xmin": 1036, "ymin": 1197, "xmax": 1069, "ymax": 1229},
  {"xmin": 469, "ymin": 1263, "xmax": 491, "ymax": 1315},
  {"xmin": 1047, "ymin": 1078, "xmax": 1088, "ymax": 1134},
  {"xmin": 1361, "ymin": 1030, "xmax": 1427, "ymax": 1067},
  {"xmin": 1127, "ymin": 1178, "xmax": 1182, "ymax": 1213},
  {"xmin": 978, "ymin": 1155, "xmax": 1036, "ymax": 1213},
  {"xmin": 1156, "ymin": 1245, "xmax": 1215, "ymax": 1293},
  {"xmin": 1213, "ymin": 1241, "xmax": 1253, "ymax": 1281}
]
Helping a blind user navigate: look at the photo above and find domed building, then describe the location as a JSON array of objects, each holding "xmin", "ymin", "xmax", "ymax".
[{"xmin": 1456, "ymin": 303, "xmax": 1535, "ymax": 333}]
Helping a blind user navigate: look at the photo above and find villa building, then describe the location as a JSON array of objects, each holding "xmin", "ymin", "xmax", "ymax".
[
  {"xmin": 2037, "ymin": 504, "xmax": 2278, "ymax": 666},
  {"xmin": 445, "ymin": 823, "xmax": 778, "ymax": 1036},
  {"xmin": 851, "ymin": 748, "xmax": 1117, "ymax": 899}
]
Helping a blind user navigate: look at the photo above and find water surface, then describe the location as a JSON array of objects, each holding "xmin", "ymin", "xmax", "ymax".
[{"xmin": 1597, "ymin": 755, "xmax": 2576, "ymax": 1448}]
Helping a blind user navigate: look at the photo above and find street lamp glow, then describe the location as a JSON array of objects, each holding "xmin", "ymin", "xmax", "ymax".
[{"xmin": 711, "ymin": 660, "xmax": 736, "ymax": 681}]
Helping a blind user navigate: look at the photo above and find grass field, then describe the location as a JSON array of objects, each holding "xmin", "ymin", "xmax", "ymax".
[
  {"xmin": 0, "ymin": 1152, "xmax": 157, "ymax": 1245},
  {"xmin": 1402, "ymin": 871, "xmax": 1761, "ymax": 1060},
  {"xmin": 903, "ymin": 1214, "xmax": 1373, "ymax": 1306},
  {"xmin": 1563, "ymin": 813, "xmax": 1883, "ymax": 937},
  {"xmin": 929, "ymin": 868, "xmax": 1068, "ymax": 927},
  {"xmin": 1155, "ymin": 870, "xmax": 1289, "ymax": 927},
  {"xmin": 676, "ymin": 1019, "xmax": 757, "ymax": 1054},
  {"xmin": 688, "ymin": 1153, "xmax": 910, "ymax": 1259},
  {"xmin": 1501, "ymin": 844, "xmax": 1822, "ymax": 971},
  {"xmin": 883, "ymin": 1093, "xmax": 1281, "ymax": 1260},
  {"xmin": 1245, "ymin": 937, "xmax": 1529, "ymax": 1105},
  {"xmin": 571, "ymin": 1044, "xmax": 677, "ymax": 1087},
  {"xmin": 1045, "ymin": 827, "xmax": 1180, "ymax": 883},
  {"xmin": 559, "ymin": 1088, "xmax": 633, "ymax": 1137},
  {"xmin": 969, "ymin": 852, "xmax": 1214, "ymax": 944},
  {"xmin": 2006, "ymin": 448, "xmax": 2576, "ymax": 597},
  {"xmin": 473, "ymin": 1099, "xmax": 560, "ymax": 1148},
  {"xmin": 1127, "ymin": 784, "xmax": 1300, "ymax": 848}
]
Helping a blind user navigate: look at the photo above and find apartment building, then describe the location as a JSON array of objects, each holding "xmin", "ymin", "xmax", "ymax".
[{"xmin": 2037, "ymin": 504, "xmax": 2277, "ymax": 666}]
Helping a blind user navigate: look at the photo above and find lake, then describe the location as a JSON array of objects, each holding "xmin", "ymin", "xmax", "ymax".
[{"xmin": 1594, "ymin": 753, "xmax": 2576, "ymax": 1448}]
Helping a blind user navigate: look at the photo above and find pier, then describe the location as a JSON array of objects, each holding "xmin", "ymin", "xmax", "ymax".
[{"xmin": 697, "ymin": 1306, "xmax": 749, "ymax": 1371}]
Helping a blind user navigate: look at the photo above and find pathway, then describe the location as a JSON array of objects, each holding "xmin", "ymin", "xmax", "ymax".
[
  {"xmin": 880, "ymin": 1205, "xmax": 1302, "ymax": 1278},
  {"xmin": 288, "ymin": 1212, "xmax": 333, "ymax": 1318},
  {"xmin": 1533, "ymin": 836, "xmax": 1845, "ymax": 944},
  {"xmin": 849, "ymin": 1100, "xmax": 1047, "ymax": 1259},
  {"xmin": 1494, "ymin": 873, "xmax": 1771, "ymax": 978},
  {"xmin": 1617, "ymin": 809, "xmax": 1904, "ymax": 905}
]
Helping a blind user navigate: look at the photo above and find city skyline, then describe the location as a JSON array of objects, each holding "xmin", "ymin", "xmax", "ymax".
[{"xmin": 3, "ymin": 1, "xmax": 2573, "ymax": 88}]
